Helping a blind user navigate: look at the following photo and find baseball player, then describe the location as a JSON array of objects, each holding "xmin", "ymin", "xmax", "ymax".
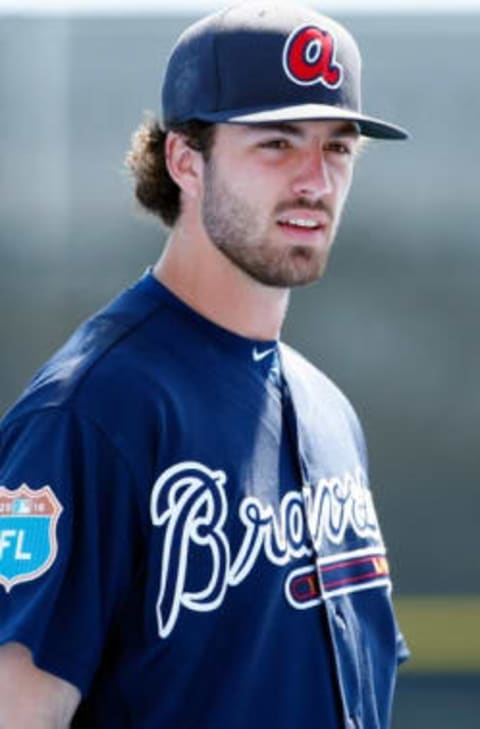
[{"xmin": 0, "ymin": 3, "xmax": 409, "ymax": 728}]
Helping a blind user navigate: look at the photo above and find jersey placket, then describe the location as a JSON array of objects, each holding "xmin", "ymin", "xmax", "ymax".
[{"xmin": 280, "ymin": 376, "xmax": 364, "ymax": 729}]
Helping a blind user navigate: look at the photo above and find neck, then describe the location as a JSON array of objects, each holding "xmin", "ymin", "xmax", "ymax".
[{"xmin": 153, "ymin": 219, "xmax": 289, "ymax": 341}]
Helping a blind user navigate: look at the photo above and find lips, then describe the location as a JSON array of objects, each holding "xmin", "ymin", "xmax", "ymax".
[
  {"xmin": 276, "ymin": 205, "xmax": 331, "ymax": 231},
  {"xmin": 277, "ymin": 217, "xmax": 323, "ymax": 230}
]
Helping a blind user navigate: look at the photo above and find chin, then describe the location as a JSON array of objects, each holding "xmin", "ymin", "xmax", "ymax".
[
  {"xmin": 287, "ymin": 247, "xmax": 330, "ymax": 285},
  {"xmin": 255, "ymin": 261, "xmax": 329, "ymax": 289}
]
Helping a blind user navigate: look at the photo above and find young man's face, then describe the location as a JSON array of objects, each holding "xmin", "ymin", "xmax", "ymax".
[{"xmin": 200, "ymin": 119, "xmax": 360, "ymax": 288}]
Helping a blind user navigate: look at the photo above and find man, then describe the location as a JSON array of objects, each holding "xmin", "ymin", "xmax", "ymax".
[{"xmin": 0, "ymin": 3, "xmax": 409, "ymax": 728}]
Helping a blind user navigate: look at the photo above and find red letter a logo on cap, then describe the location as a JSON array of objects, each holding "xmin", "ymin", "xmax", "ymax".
[{"xmin": 283, "ymin": 25, "xmax": 343, "ymax": 89}]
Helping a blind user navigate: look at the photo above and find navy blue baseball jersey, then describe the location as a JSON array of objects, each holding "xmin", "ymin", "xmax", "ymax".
[{"xmin": 0, "ymin": 270, "xmax": 408, "ymax": 729}]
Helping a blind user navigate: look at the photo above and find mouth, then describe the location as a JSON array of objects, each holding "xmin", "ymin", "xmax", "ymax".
[
  {"xmin": 277, "ymin": 217, "xmax": 324, "ymax": 231},
  {"xmin": 276, "ymin": 213, "xmax": 330, "ymax": 239}
]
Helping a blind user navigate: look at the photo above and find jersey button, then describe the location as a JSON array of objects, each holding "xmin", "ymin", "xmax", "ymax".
[{"xmin": 334, "ymin": 608, "xmax": 347, "ymax": 631}]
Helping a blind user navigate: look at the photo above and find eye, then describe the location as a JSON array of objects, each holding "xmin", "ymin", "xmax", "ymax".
[
  {"xmin": 259, "ymin": 138, "xmax": 291, "ymax": 150},
  {"xmin": 325, "ymin": 140, "xmax": 354, "ymax": 156}
]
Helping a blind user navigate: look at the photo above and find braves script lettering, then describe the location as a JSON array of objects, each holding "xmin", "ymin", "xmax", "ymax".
[{"xmin": 150, "ymin": 461, "xmax": 381, "ymax": 638}]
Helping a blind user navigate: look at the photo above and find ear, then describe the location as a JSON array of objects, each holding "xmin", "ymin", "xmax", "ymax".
[{"xmin": 165, "ymin": 131, "xmax": 204, "ymax": 200}]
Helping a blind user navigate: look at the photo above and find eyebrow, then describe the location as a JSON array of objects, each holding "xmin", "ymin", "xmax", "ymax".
[
  {"xmin": 244, "ymin": 121, "xmax": 361, "ymax": 139},
  {"xmin": 245, "ymin": 122, "xmax": 304, "ymax": 137}
]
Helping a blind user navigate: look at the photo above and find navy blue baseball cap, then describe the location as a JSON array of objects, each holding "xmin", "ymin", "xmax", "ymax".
[{"xmin": 161, "ymin": 1, "xmax": 408, "ymax": 140}]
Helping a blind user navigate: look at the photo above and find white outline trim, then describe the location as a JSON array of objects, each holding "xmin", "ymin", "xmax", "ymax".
[
  {"xmin": 150, "ymin": 461, "xmax": 230, "ymax": 638},
  {"xmin": 282, "ymin": 24, "xmax": 344, "ymax": 90},
  {"xmin": 284, "ymin": 564, "xmax": 323, "ymax": 611},
  {"xmin": 323, "ymin": 578, "xmax": 392, "ymax": 600},
  {"xmin": 318, "ymin": 545, "xmax": 387, "ymax": 567},
  {"xmin": 150, "ymin": 461, "xmax": 388, "ymax": 633},
  {"xmin": 286, "ymin": 548, "xmax": 391, "ymax": 610}
]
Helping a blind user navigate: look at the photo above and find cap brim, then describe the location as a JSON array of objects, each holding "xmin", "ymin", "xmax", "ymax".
[{"xmin": 197, "ymin": 103, "xmax": 409, "ymax": 140}]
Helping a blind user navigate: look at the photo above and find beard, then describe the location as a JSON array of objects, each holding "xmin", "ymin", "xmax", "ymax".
[{"xmin": 201, "ymin": 160, "xmax": 338, "ymax": 288}]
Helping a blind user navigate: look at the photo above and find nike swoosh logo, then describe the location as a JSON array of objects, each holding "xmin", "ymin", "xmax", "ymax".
[{"xmin": 252, "ymin": 346, "xmax": 276, "ymax": 362}]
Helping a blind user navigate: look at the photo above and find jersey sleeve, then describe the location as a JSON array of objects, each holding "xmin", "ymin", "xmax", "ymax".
[{"xmin": 0, "ymin": 407, "xmax": 142, "ymax": 695}]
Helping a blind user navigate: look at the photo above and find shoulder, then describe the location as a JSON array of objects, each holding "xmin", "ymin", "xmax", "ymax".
[
  {"xmin": 1, "ymin": 275, "xmax": 198, "ymax": 488},
  {"xmin": 2, "ymin": 275, "xmax": 179, "ymax": 432}
]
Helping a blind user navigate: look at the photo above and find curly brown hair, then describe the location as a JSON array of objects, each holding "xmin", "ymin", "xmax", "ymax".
[{"xmin": 125, "ymin": 116, "xmax": 216, "ymax": 227}]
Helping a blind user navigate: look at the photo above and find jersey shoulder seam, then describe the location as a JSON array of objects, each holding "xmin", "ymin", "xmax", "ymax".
[
  {"xmin": 1, "ymin": 403, "xmax": 142, "ymax": 519},
  {"xmin": 66, "ymin": 296, "xmax": 168, "ymax": 405}
]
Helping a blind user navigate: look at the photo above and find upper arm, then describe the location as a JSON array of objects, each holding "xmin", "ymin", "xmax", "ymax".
[
  {"xmin": 0, "ymin": 408, "xmax": 141, "ymax": 702},
  {"xmin": 0, "ymin": 642, "xmax": 81, "ymax": 729}
]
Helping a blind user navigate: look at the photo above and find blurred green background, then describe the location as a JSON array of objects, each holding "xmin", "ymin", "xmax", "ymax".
[{"xmin": 1, "ymin": 8, "xmax": 479, "ymax": 727}]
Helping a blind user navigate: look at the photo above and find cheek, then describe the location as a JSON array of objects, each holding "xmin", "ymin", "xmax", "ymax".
[
  {"xmin": 333, "ymin": 167, "xmax": 354, "ymax": 210},
  {"xmin": 233, "ymin": 175, "xmax": 279, "ymax": 215}
]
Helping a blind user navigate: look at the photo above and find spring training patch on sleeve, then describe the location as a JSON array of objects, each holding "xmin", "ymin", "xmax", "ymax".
[{"xmin": 0, "ymin": 484, "xmax": 63, "ymax": 592}]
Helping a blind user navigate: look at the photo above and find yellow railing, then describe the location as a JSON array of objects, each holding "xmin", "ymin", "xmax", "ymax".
[{"xmin": 395, "ymin": 596, "xmax": 480, "ymax": 673}]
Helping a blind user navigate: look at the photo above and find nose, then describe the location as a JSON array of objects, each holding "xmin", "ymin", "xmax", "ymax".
[{"xmin": 291, "ymin": 145, "xmax": 333, "ymax": 199}]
